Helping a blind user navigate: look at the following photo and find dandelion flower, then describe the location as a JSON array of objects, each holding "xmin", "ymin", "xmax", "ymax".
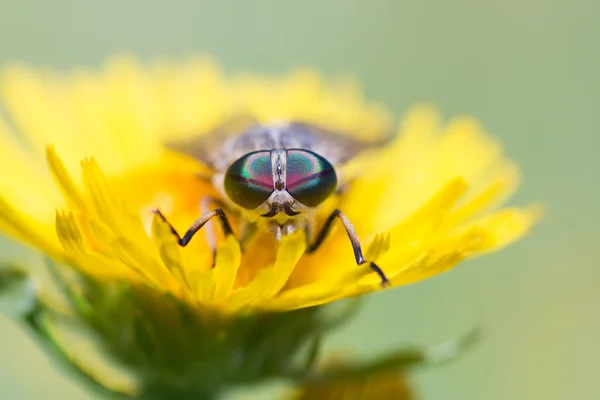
[
  {"xmin": 0, "ymin": 56, "xmax": 539, "ymax": 396},
  {"xmin": 0, "ymin": 56, "xmax": 537, "ymax": 311}
]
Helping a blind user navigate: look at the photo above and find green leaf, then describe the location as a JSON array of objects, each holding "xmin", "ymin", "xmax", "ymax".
[
  {"xmin": 292, "ymin": 328, "xmax": 481, "ymax": 384},
  {"xmin": 301, "ymin": 335, "xmax": 322, "ymax": 371}
]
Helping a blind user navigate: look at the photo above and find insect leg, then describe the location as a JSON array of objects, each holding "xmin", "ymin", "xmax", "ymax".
[
  {"xmin": 200, "ymin": 196, "xmax": 224, "ymax": 256},
  {"xmin": 200, "ymin": 197, "xmax": 256, "ymax": 251},
  {"xmin": 307, "ymin": 209, "xmax": 389, "ymax": 286},
  {"xmin": 153, "ymin": 208, "xmax": 233, "ymax": 247}
]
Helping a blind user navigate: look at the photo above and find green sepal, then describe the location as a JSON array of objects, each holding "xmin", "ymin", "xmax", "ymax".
[
  {"xmin": 38, "ymin": 258, "xmax": 363, "ymax": 398},
  {"xmin": 0, "ymin": 265, "xmax": 35, "ymax": 316},
  {"xmin": 7, "ymin": 256, "xmax": 480, "ymax": 399},
  {"xmin": 0, "ymin": 266, "xmax": 27, "ymax": 291}
]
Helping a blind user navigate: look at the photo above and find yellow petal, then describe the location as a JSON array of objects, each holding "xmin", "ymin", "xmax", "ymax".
[
  {"xmin": 151, "ymin": 213, "xmax": 188, "ymax": 288},
  {"xmin": 386, "ymin": 177, "xmax": 469, "ymax": 255},
  {"xmin": 0, "ymin": 196, "xmax": 62, "ymax": 257},
  {"xmin": 227, "ymin": 269, "xmax": 272, "ymax": 309},
  {"xmin": 229, "ymin": 230, "xmax": 306, "ymax": 310},
  {"xmin": 269, "ymin": 264, "xmax": 373, "ymax": 310},
  {"xmin": 212, "ymin": 235, "xmax": 242, "ymax": 301},
  {"xmin": 364, "ymin": 233, "xmax": 391, "ymax": 262},
  {"xmin": 54, "ymin": 211, "xmax": 128, "ymax": 279},
  {"xmin": 257, "ymin": 230, "xmax": 306, "ymax": 300},
  {"xmin": 447, "ymin": 166, "xmax": 520, "ymax": 226},
  {"xmin": 46, "ymin": 144, "xmax": 87, "ymax": 211},
  {"xmin": 0, "ymin": 117, "xmax": 62, "ymax": 220},
  {"xmin": 463, "ymin": 205, "xmax": 543, "ymax": 254}
]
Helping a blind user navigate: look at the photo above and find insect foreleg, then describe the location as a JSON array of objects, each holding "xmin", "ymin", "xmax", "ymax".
[
  {"xmin": 153, "ymin": 208, "xmax": 234, "ymax": 247},
  {"xmin": 307, "ymin": 209, "xmax": 389, "ymax": 286},
  {"xmin": 200, "ymin": 196, "xmax": 227, "ymax": 254}
]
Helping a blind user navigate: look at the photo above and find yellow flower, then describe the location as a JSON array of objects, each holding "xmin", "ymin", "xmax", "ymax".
[{"xmin": 0, "ymin": 56, "xmax": 538, "ymax": 315}]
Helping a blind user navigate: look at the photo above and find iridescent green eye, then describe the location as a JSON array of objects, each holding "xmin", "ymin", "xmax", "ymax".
[
  {"xmin": 224, "ymin": 151, "xmax": 274, "ymax": 209},
  {"xmin": 286, "ymin": 149, "xmax": 337, "ymax": 207}
]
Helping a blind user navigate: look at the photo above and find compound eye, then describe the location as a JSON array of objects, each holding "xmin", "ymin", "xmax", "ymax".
[
  {"xmin": 286, "ymin": 149, "xmax": 337, "ymax": 207},
  {"xmin": 224, "ymin": 151, "xmax": 274, "ymax": 209}
]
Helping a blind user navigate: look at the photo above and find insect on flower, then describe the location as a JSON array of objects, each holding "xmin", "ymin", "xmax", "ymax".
[{"xmin": 154, "ymin": 117, "xmax": 391, "ymax": 285}]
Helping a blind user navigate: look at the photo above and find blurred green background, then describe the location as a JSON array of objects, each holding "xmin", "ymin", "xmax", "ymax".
[{"xmin": 0, "ymin": 1, "xmax": 597, "ymax": 399}]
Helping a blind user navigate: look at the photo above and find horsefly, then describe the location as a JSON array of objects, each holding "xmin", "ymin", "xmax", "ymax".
[{"xmin": 154, "ymin": 118, "xmax": 390, "ymax": 285}]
